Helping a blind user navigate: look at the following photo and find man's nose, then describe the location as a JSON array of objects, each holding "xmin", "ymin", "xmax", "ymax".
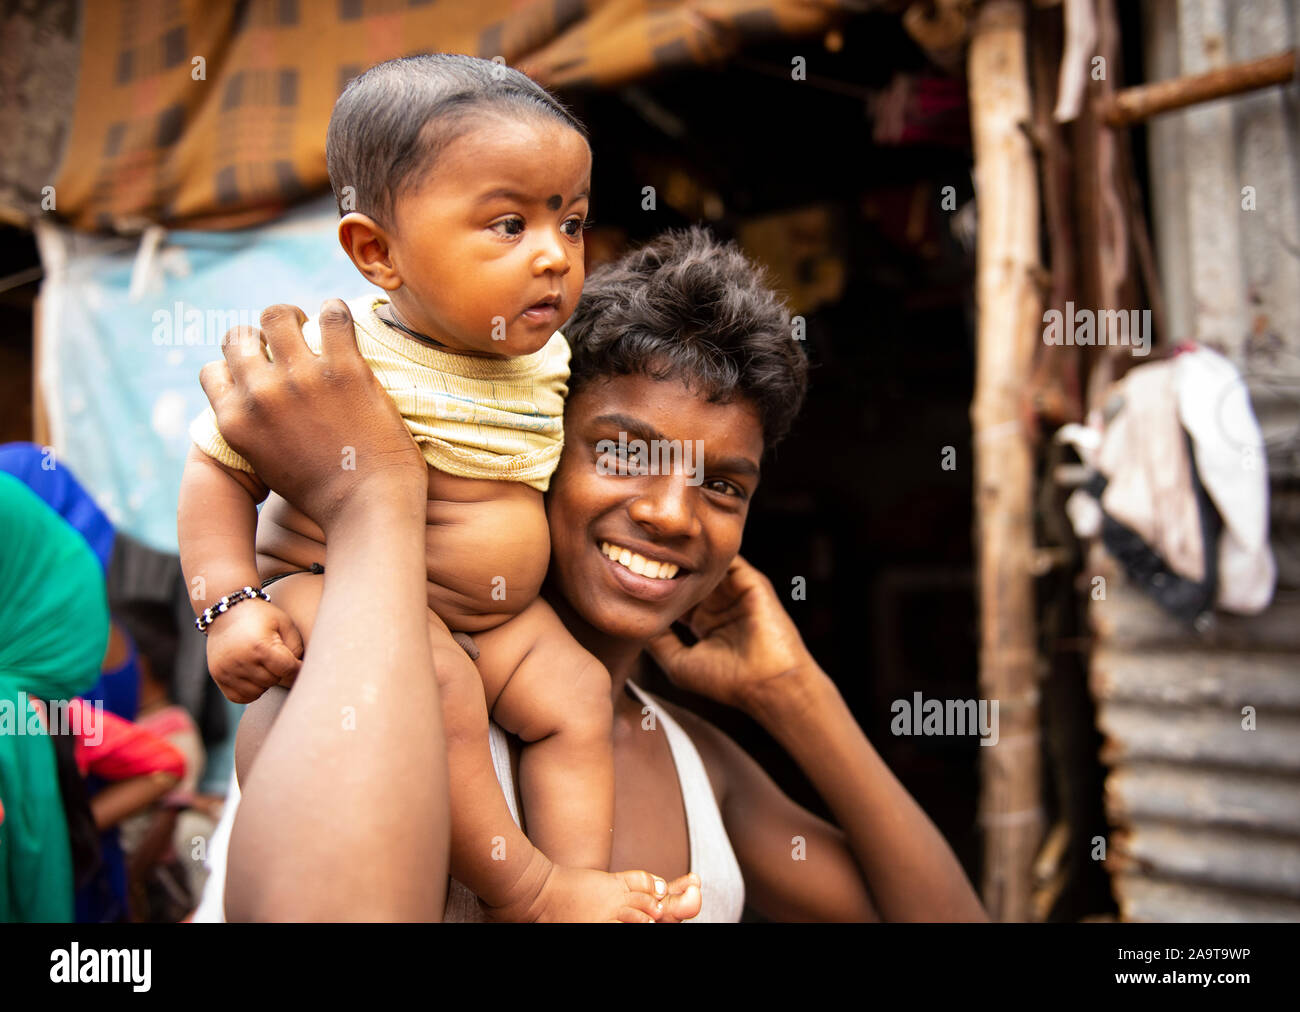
[{"xmin": 627, "ymin": 472, "xmax": 702, "ymax": 539}]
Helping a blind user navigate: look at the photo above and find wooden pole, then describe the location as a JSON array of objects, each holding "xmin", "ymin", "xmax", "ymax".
[
  {"xmin": 1101, "ymin": 49, "xmax": 1295, "ymax": 127},
  {"xmin": 32, "ymin": 292, "xmax": 50, "ymax": 448},
  {"xmin": 968, "ymin": 0, "xmax": 1044, "ymax": 922}
]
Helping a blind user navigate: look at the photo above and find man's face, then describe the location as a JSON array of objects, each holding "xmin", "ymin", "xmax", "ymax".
[
  {"xmin": 546, "ymin": 372, "xmax": 766, "ymax": 643},
  {"xmin": 383, "ymin": 116, "xmax": 591, "ymax": 357}
]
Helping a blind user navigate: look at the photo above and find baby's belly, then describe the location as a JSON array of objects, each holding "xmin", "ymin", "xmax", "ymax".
[{"xmin": 254, "ymin": 466, "xmax": 550, "ymax": 633}]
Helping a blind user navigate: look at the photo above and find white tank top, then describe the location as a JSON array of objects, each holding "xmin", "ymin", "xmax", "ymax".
[
  {"xmin": 194, "ymin": 685, "xmax": 746, "ymax": 923},
  {"xmin": 443, "ymin": 682, "xmax": 745, "ymax": 922}
]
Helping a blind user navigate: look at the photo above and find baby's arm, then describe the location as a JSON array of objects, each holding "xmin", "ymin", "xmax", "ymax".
[{"xmin": 178, "ymin": 445, "xmax": 304, "ymax": 702}]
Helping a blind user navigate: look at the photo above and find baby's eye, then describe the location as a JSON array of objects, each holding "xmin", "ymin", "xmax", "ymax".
[
  {"xmin": 561, "ymin": 217, "xmax": 588, "ymax": 238},
  {"xmin": 491, "ymin": 216, "xmax": 525, "ymax": 237}
]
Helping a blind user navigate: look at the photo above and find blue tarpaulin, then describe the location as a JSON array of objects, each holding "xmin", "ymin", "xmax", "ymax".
[{"xmin": 35, "ymin": 195, "xmax": 363, "ymax": 552}]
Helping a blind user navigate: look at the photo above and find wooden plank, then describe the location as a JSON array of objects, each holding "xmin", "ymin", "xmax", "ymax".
[
  {"xmin": 32, "ymin": 291, "xmax": 49, "ymax": 447},
  {"xmin": 1096, "ymin": 702, "xmax": 1300, "ymax": 771},
  {"xmin": 969, "ymin": 0, "xmax": 1044, "ymax": 923},
  {"xmin": 1114, "ymin": 873, "xmax": 1300, "ymax": 922},
  {"xmin": 1105, "ymin": 763, "xmax": 1300, "ymax": 834}
]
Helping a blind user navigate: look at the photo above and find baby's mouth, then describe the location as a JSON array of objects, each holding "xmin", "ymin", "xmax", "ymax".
[
  {"xmin": 521, "ymin": 304, "xmax": 558, "ymax": 325},
  {"xmin": 523, "ymin": 293, "xmax": 562, "ymax": 317}
]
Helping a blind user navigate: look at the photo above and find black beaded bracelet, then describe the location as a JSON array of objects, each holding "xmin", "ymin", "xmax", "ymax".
[{"xmin": 195, "ymin": 586, "xmax": 271, "ymax": 634}]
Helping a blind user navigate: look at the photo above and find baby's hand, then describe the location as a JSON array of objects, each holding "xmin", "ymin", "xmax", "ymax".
[{"xmin": 206, "ymin": 600, "xmax": 304, "ymax": 703}]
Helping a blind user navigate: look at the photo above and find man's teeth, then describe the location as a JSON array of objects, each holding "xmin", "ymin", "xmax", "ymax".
[{"xmin": 600, "ymin": 541, "xmax": 679, "ymax": 580}]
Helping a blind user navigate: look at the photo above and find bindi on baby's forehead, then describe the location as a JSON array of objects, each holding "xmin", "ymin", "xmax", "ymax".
[{"xmin": 546, "ymin": 194, "xmax": 562, "ymax": 211}]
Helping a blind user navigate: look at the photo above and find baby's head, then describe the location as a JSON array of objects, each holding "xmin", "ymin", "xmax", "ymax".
[{"xmin": 327, "ymin": 54, "xmax": 591, "ymax": 357}]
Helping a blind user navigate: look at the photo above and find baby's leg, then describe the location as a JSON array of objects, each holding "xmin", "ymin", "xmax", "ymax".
[
  {"xmin": 263, "ymin": 572, "xmax": 540, "ymax": 908},
  {"xmin": 471, "ymin": 597, "xmax": 614, "ymax": 872}
]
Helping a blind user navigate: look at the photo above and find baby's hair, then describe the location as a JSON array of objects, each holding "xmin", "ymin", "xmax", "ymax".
[
  {"xmin": 565, "ymin": 227, "xmax": 809, "ymax": 452},
  {"xmin": 326, "ymin": 53, "xmax": 587, "ymax": 227}
]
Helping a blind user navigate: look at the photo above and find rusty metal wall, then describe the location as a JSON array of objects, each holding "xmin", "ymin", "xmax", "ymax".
[{"xmin": 1088, "ymin": 0, "xmax": 1300, "ymax": 922}]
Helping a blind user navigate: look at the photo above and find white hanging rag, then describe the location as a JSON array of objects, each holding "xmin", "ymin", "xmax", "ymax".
[{"xmin": 1174, "ymin": 346, "xmax": 1275, "ymax": 614}]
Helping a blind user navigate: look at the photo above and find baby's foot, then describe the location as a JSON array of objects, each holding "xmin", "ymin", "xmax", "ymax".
[
  {"xmin": 487, "ymin": 865, "xmax": 673, "ymax": 923},
  {"xmin": 655, "ymin": 873, "xmax": 703, "ymax": 923}
]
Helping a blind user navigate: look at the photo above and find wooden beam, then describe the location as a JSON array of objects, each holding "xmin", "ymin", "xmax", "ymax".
[
  {"xmin": 32, "ymin": 291, "xmax": 50, "ymax": 448},
  {"xmin": 1101, "ymin": 49, "xmax": 1296, "ymax": 127},
  {"xmin": 968, "ymin": 0, "xmax": 1044, "ymax": 923}
]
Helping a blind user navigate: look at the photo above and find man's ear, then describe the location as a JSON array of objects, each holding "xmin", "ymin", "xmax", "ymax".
[{"xmin": 338, "ymin": 213, "xmax": 401, "ymax": 290}]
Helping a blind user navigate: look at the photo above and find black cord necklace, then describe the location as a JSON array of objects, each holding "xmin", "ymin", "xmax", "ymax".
[{"xmin": 378, "ymin": 304, "xmax": 450, "ymax": 350}]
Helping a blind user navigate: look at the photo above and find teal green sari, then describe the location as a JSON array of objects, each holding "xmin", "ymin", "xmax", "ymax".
[{"xmin": 0, "ymin": 473, "xmax": 108, "ymax": 922}]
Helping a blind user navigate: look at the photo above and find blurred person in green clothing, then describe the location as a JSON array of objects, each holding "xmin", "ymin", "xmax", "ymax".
[{"xmin": 0, "ymin": 472, "xmax": 109, "ymax": 922}]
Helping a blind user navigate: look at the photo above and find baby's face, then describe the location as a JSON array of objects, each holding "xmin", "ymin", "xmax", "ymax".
[{"xmin": 384, "ymin": 116, "xmax": 591, "ymax": 357}]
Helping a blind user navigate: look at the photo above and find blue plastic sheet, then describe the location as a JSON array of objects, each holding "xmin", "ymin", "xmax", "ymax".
[{"xmin": 36, "ymin": 195, "xmax": 363, "ymax": 552}]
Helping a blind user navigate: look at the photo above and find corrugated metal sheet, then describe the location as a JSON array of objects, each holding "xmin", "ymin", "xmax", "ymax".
[
  {"xmin": 1090, "ymin": 572, "xmax": 1300, "ymax": 921},
  {"xmin": 1091, "ymin": 0, "xmax": 1300, "ymax": 922},
  {"xmin": 1145, "ymin": 0, "xmax": 1300, "ymax": 365}
]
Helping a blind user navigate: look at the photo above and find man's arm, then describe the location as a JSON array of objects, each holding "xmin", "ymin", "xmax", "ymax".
[
  {"xmin": 202, "ymin": 302, "xmax": 448, "ymax": 921},
  {"xmin": 225, "ymin": 481, "xmax": 445, "ymax": 920}
]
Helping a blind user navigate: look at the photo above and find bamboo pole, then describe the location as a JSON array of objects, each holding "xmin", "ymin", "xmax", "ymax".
[
  {"xmin": 1101, "ymin": 49, "xmax": 1296, "ymax": 127},
  {"xmin": 968, "ymin": 0, "xmax": 1044, "ymax": 922}
]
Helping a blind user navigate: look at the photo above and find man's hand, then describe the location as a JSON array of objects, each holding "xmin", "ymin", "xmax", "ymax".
[
  {"xmin": 199, "ymin": 300, "xmax": 425, "ymax": 533},
  {"xmin": 646, "ymin": 554, "xmax": 817, "ymax": 712}
]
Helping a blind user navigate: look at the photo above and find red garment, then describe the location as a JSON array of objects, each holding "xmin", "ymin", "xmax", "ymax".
[
  {"xmin": 136, "ymin": 703, "xmax": 203, "ymax": 805},
  {"xmin": 70, "ymin": 699, "xmax": 186, "ymax": 781}
]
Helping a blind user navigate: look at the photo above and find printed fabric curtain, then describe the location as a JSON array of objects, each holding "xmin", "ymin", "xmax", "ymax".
[{"xmin": 0, "ymin": 0, "xmax": 847, "ymax": 233}]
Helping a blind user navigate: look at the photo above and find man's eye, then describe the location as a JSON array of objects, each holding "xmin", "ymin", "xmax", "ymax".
[
  {"xmin": 596, "ymin": 446, "xmax": 646, "ymax": 474},
  {"xmin": 491, "ymin": 217, "xmax": 525, "ymax": 237},
  {"xmin": 707, "ymin": 479, "xmax": 742, "ymax": 497}
]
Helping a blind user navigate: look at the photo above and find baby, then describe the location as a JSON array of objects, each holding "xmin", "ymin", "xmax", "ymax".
[{"xmin": 179, "ymin": 54, "xmax": 665, "ymax": 921}]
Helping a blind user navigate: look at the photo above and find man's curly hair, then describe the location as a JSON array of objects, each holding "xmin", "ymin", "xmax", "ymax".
[{"xmin": 564, "ymin": 228, "xmax": 809, "ymax": 451}]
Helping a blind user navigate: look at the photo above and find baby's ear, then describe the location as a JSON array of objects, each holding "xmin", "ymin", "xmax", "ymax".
[{"xmin": 338, "ymin": 213, "xmax": 400, "ymax": 290}]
